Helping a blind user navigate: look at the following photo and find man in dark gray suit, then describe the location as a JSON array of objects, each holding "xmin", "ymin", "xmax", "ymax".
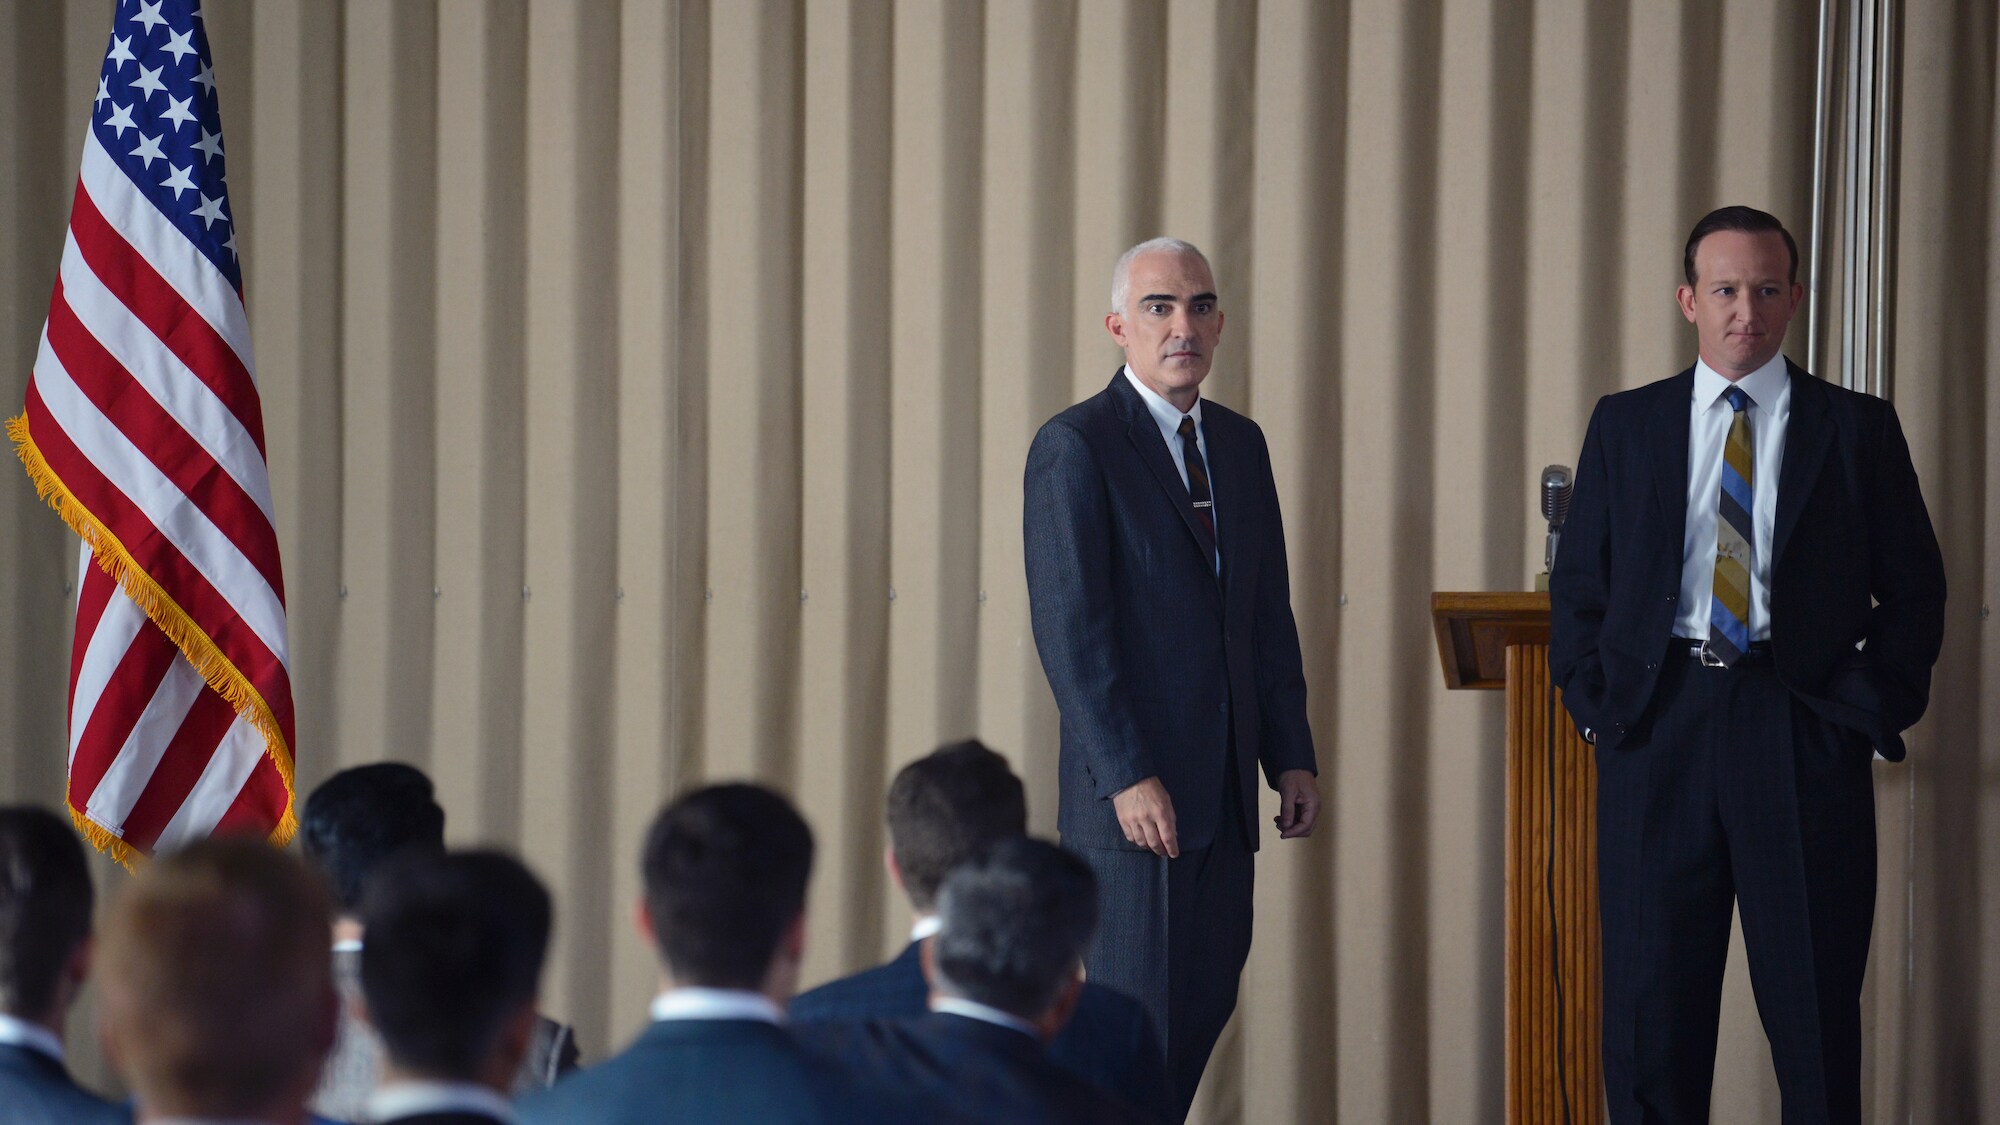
[
  {"xmin": 299, "ymin": 764, "xmax": 577, "ymax": 1121},
  {"xmin": 1024, "ymin": 237, "xmax": 1320, "ymax": 1120},
  {"xmin": 0, "ymin": 805, "xmax": 129, "ymax": 1125}
]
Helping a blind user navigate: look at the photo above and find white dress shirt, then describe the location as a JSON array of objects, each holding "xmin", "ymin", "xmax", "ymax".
[
  {"xmin": 366, "ymin": 1079, "xmax": 518, "ymax": 1123},
  {"xmin": 649, "ymin": 987, "xmax": 785, "ymax": 1025},
  {"xmin": 0, "ymin": 1013, "xmax": 65, "ymax": 1065},
  {"xmin": 909, "ymin": 915, "xmax": 942, "ymax": 942},
  {"xmin": 930, "ymin": 996, "xmax": 1040, "ymax": 1040},
  {"xmin": 1675, "ymin": 353, "xmax": 1790, "ymax": 642},
  {"xmin": 1121, "ymin": 365, "xmax": 1220, "ymax": 565}
]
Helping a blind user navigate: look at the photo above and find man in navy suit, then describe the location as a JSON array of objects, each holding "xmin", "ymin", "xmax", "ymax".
[
  {"xmin": 1551, "ymin": 206, "xmax": 1946, "ymax": 1125},
  {"xmin": 1024, "ymin": 237, "xmax": 1320, "ymax": 1119},
  {"xmin": 0, "ymin": 805, "xmax": 129, "ymax": 1125},
  {"xmin": 519, "ymin": 784, "xmax": 875, "ymax": 1124},
  {"xmin": 801, "ymin": 837, "xmax": 1151, "ymax": 1124},
  {"xmin": 97, "ymin": 838, "xmax": 340, "ymax": 1125},
  {"xmin": 355, "ymin": 850, "xmax": 554, "ymax": 1125},
  {"xmin": 791, "ymin": 740, "xmax": 1166, "ymax": 1118}
]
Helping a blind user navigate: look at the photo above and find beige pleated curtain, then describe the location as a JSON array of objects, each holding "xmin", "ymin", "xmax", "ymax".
[{"xmin": 3, "ymin": 1, "xmax": 1995, "ymax": 1121}]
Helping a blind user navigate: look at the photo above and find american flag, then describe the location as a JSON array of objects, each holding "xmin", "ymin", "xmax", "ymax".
[{"xmin": 8, "ymin": 0, "xmax": 295, "ymax": 864}]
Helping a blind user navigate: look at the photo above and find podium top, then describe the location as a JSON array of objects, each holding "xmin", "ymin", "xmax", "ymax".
[{"xmin": 1430, "ymin": 592, "xmax": 1551, "ymax": 690}]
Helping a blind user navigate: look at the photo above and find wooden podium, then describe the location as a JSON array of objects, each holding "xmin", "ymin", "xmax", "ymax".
[{"xmin": 1432, "ymin": 592, "xmax": 1601, "ymax": 1124}]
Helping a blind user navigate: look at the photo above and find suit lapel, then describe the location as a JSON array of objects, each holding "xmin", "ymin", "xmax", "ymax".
[
  {"xmin": 1649, "ymin": 368, "xmax": 1694, "ymax": 546},
  {"xmin": 1204, "ymin": 406, "xmax": 1255, "ymax": 600},
  {"xmin": 1771, "ymin": 361, "xmax": 1832, "ymax": 566},
  {"xmin": 1111, "ymin": 375, "xmax": 1222, "ymax": 572}
]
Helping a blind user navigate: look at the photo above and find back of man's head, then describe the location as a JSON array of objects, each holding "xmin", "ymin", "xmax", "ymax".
[
  {"xmin": 97, "ymin": 836, "xmax": 336, "ymax": 1120},
  {"xmin": 299, "ymin": 762, "xmax": 446, "ymax": 915},
  {"xmin": 0, "ymin": 806, "xmax": 94, "ymax": 1023},
  {"xmin": 359, "ymin": 849, "xmax": 551, "ymax": 1085},
  {"xmin": 930, "ymin": 837, "xmax": 1098, "ymax": 1022},
  {"xmin": 885, "ymin": 740, "xmax": 1027, "ymax": 912},
  {"xmin": 642, "ymin": 783, "xmax": 813, "ymax": 992}
]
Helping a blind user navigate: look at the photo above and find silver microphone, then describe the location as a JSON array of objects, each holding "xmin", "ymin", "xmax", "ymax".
[{"xmin": 1541, "ymin": 465, "xmax": 1573, "ymax": 573}]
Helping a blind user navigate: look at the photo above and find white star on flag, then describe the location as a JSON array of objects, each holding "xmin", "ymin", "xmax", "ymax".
[
  {"xmin": 130, "ymin": 131, "xmax": 166, "ymax": 169},
  {"xmin": 161, "ymin": 94, "xmax": 198, "ymax": 131},
  {"xmin": 193, "ymin": 128, "xmax": 224, "ymax": 163},
  {"xmin": 129, "ymin": 63, "xmax": 166, "ymax": 100},
  {"xmin": 193, "ymin": 63, "xmax": 216, "ymax": 94},
  {"xmin": 95, "ymin": 77, "xmax": 111, "ymax": 108},
  {"xmin": 193, "ymin": 193, "xmax": 228, "ymax": 229},
  {"xmin": 132, "ymin": 1, "xmax": 169, "ymax": 33},
  {"xmin": 103, "ymin": 102, "xmax": 138, "ymax": 138},
  {"xmin": 160, "ymin": 162, "xmax": 196, "ymax": 199},
  {"xmin": 163, "ymin": 27, "xmax": 197, "ymax": 63},
  {"xmin": 107, "ymin": 35, "xmax": 136, "ymax": 68}
]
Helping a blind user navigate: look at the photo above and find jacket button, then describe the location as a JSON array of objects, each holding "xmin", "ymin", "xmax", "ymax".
[
  {"xmin": 1645, "ymin": 662, "xmax": 1658, "ymax": 671},
  {"xmin": 1615, "ymin": 722, "xmax": 1628, "ymax": 733},
  {"xmin": 1665, "ymin": 593, "xmax": 1677, "ymax": 602}
]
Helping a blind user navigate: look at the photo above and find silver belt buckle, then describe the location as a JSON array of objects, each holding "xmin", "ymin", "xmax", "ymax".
[{"xmin": 1698, "ymin": 641, "xmax": 1726, "ymax": 667}]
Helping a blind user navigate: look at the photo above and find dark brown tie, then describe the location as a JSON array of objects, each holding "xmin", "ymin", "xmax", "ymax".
[{"xmin": 1178, "ymin": 415, "xmax": 1217, "ymax": 563}]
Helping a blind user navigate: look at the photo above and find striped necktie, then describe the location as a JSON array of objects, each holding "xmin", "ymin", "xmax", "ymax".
[
  {"xmin": 1177, "ymin": 415, "xmax": 1218, "ymax": 566},
  {"xmin": 1708, "ymin": 386, "xmax": 1755, "ymax": 666}
]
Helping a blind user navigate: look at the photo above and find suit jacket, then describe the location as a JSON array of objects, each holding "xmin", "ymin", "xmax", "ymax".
[
  {"xmin": 797, "ymin": 1012, "xmax": 1153, "ymax": 1125},
  {"xmin": 790, "ymin": 940, "xmax": 1168, "ymax": 1120},
  {"xmin": 1025, "ymin": 372, "xmax": 1317, "ymax": 851},
  {"xmin": 0, "ymin": 1042, "xmax": 131, "ymax": 1125},
  {"xmin": 516, "ymin": 1019, "xmax": 876, "ymax": 1124},
  {"xmin": 310, "ymin": 947, "xmax": 578, "ymax": 1122},
  {"xmin": 370, "ymin": 1114, "xmax": 504, "ymax": 1125},
  {"xmin": 1550, "ymin": 362, "xmax": 1946, "ymax": 758}
]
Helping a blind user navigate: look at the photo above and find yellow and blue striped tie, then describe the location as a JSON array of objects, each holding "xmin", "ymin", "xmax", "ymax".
[{"xmin": 1708, "ymin": 386, "xmax": 1755, "ymax": 665}]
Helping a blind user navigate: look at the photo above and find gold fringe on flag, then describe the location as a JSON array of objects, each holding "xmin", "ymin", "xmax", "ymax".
[{"xmin": 8, "ymin": 413, "xmax": 297, "ymax": 861}]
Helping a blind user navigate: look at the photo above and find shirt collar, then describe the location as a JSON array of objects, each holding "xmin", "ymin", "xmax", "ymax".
[
  {"xmin": 0, "ymin": 1013, "xmax": 65, "ymax": 1065},
  {"xmin": 930, "ymin": 996, "xmax": 1040, "ymax": 1040},
  {"xmin": 1693, "ymin": 351, "xmax": 1788, "ymax": 412},
  {"xmin": 331, "ymin": 938, "xmax": 364, "ymax": 954},
  {"xmin": 367, "ymin": 1079, "xmax": 517, "ymax": 1124},
  {"xmin": 909, "ymin": 915, "xmax": 943, "ymax": 942},
  {"xmin": 649, "ymin": 987, "xmax": 785, "ymax": 1026},
  {"xmin": 1121, "ymin": 365, "xmax": 1203, "ymax": 435}
]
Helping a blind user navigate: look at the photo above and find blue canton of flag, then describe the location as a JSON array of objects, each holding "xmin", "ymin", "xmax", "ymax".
[{"xmin": 92, "ymin": 0, "xmax": 241, "ymax": 292}]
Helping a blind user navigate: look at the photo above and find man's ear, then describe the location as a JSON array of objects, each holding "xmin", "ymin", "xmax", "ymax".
[
  {"xmin": 1105, "ymin": 311, "xmax": 1128, "ymax": 347},
  {"xmin": 1676, "ymin": 284, "xmax": 1698, "ymax": 323},
  {"xmin": 633, "ymin": 897, "xmax": 655, "ymax": 945},
  {"xmin": 781, "ymin": 909, "xmax": 808, "ymax": 963},
  {"xmin": 884, "ymin": 845, "xmax": 904, "ymax": 895}
]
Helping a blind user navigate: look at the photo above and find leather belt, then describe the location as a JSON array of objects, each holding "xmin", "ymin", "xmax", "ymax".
[{"xmin": 1671, "ymin": 637, "xmax": 1773, "ymax": 668}]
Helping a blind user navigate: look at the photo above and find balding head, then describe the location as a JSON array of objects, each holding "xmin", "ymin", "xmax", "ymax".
[{"xmin": 97, "ymin": 837, "xmax": 337, "ymax": 1122}]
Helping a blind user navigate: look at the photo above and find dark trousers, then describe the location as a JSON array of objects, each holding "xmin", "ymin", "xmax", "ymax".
[
  {"xmin": 1596, "ymin": 653, "xmax": 1877, "ymax": 1125},
  {"xmin": 1080, "ymin": 769, "xmax": 1254, "ymax": 1124}
]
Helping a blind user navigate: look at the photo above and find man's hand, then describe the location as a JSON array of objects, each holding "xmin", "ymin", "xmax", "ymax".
[
  {"xmin": 1274, "ymin": 769, "xmax": 1319, "ymax": 839},
  {"xmin": 1112, "ymin": 777, "xmax": 1179, "ymax": 858}
]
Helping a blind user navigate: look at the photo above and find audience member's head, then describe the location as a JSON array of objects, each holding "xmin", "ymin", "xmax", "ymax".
[
  {"xmin": 97, "ymin": 837, "xmax": 336, "ymax": 1122},
  {"xmin": 641, "ymin": 783, "xmax": 814, "ymax": 1000},
  {"xmin": 884, "ymin": 740, "xmax": 1027, "ymax": 913},
  {"xmin": 298, "ymin": 762, "xmax": 446, "ymax": 919},
  {"xmin": 925, "ymin": 837, "xmax": 1098, "ymax": 1041},
  {"xmin": 0, "ymin": 806, "xmax": 95, "ymax": 1030},
  {"xmin": 358, "ymin": 850, "xmax": 552, "ymax": 1090}
]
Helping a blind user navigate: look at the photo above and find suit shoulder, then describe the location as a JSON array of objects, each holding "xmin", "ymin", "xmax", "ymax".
[
  {"xmin": 792, "ymin": 958, "xmax": 923, "ymax": 1022},
  {"xmin": 1036, "ymin": 385, "xmax": 1122, "ymax": 442},
  {"xmin": 1593, "ymin": 370, "xmax": 1688, "ymax": 419}
]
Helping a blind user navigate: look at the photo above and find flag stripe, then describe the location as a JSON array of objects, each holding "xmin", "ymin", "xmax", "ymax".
[
  {"xmin": 66, "ymin": 180, "xmax": 267, "ymax": 459},
  {"xmin": 153, "ymin": 718, "xmax": 264, "ymax": 852},
  {"xmin": 47, "ymin": 276, "xmax": 285, "ymax": 593},
  {"xmin": 27, "ymin": 358, "xmax": 291, "ymax": 672},
  {"xmin": 209, "ymin": 755, "xmax": 289, "ymax": 838},
  {"xmin": 113, "ymin": 686, "xmax": 242, "ymax": 852},
  {"xmin": 78, "ymin": 132, "xmax": 251, "ymax": 367},
  {"xmin": 67, "ymin": 617, "xmax": 181, "ymax": 814},
  {"xmin": 83, "ymin": 653, "xmax": 205, "ymax": 832},
  {"xmin": 67, "ymin": 556, "xmax": 118, "ymax": 726},
  {"xmin": 24, "ymin": 382, "xmax": 297, "ymax": 726}
]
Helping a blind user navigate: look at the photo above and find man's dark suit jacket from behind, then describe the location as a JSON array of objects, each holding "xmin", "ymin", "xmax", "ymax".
[
  {"xmin": 797, "ymin": 1012, "xmax": 1153, "ymax": 1125},
  {"xmin": 516, "ymin": 1019, "xmax": 869, "ymax": 1125},
  {"xmin": 370, "ymin": 1113, "xmax": 504, "ymax": 1125},
  {"xmin": 790, "ymin": 939, "xmax": 1167, "ymax": 1120},
  {"xmin": 1024, "ymin": 372, "xmax": 1316, "ymax": 852},
  {"xmin": 0, "ymin": 1042, "xmax": 131, "ymax": 1125},
  {"xmin": 1550, "ymin": 361, "xmax": 1946, "ymax": 757}
]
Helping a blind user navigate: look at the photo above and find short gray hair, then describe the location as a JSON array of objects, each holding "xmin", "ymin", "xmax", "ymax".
[
  {"xmin": 1110, "ymin": 237, "xmax": 1214, "ymax": 314},
  {"xmin": 932, "ymin": 837, "xmax": 1097, "ymax": 1020}
]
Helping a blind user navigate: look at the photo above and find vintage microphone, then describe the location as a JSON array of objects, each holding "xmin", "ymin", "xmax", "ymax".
[
  {"xmin": 1541, "ymin": 464, "xmax": 1573, "ymax": 573},
  {"xmin": 1540, "ymin": 463, "xmax": 1577, "ymax": 1125}
]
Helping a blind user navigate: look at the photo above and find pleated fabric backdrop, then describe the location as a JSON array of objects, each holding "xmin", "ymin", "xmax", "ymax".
[{"xmin": 3, "ymin": 1, "xmax": 1995, "ymax": 1120}]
